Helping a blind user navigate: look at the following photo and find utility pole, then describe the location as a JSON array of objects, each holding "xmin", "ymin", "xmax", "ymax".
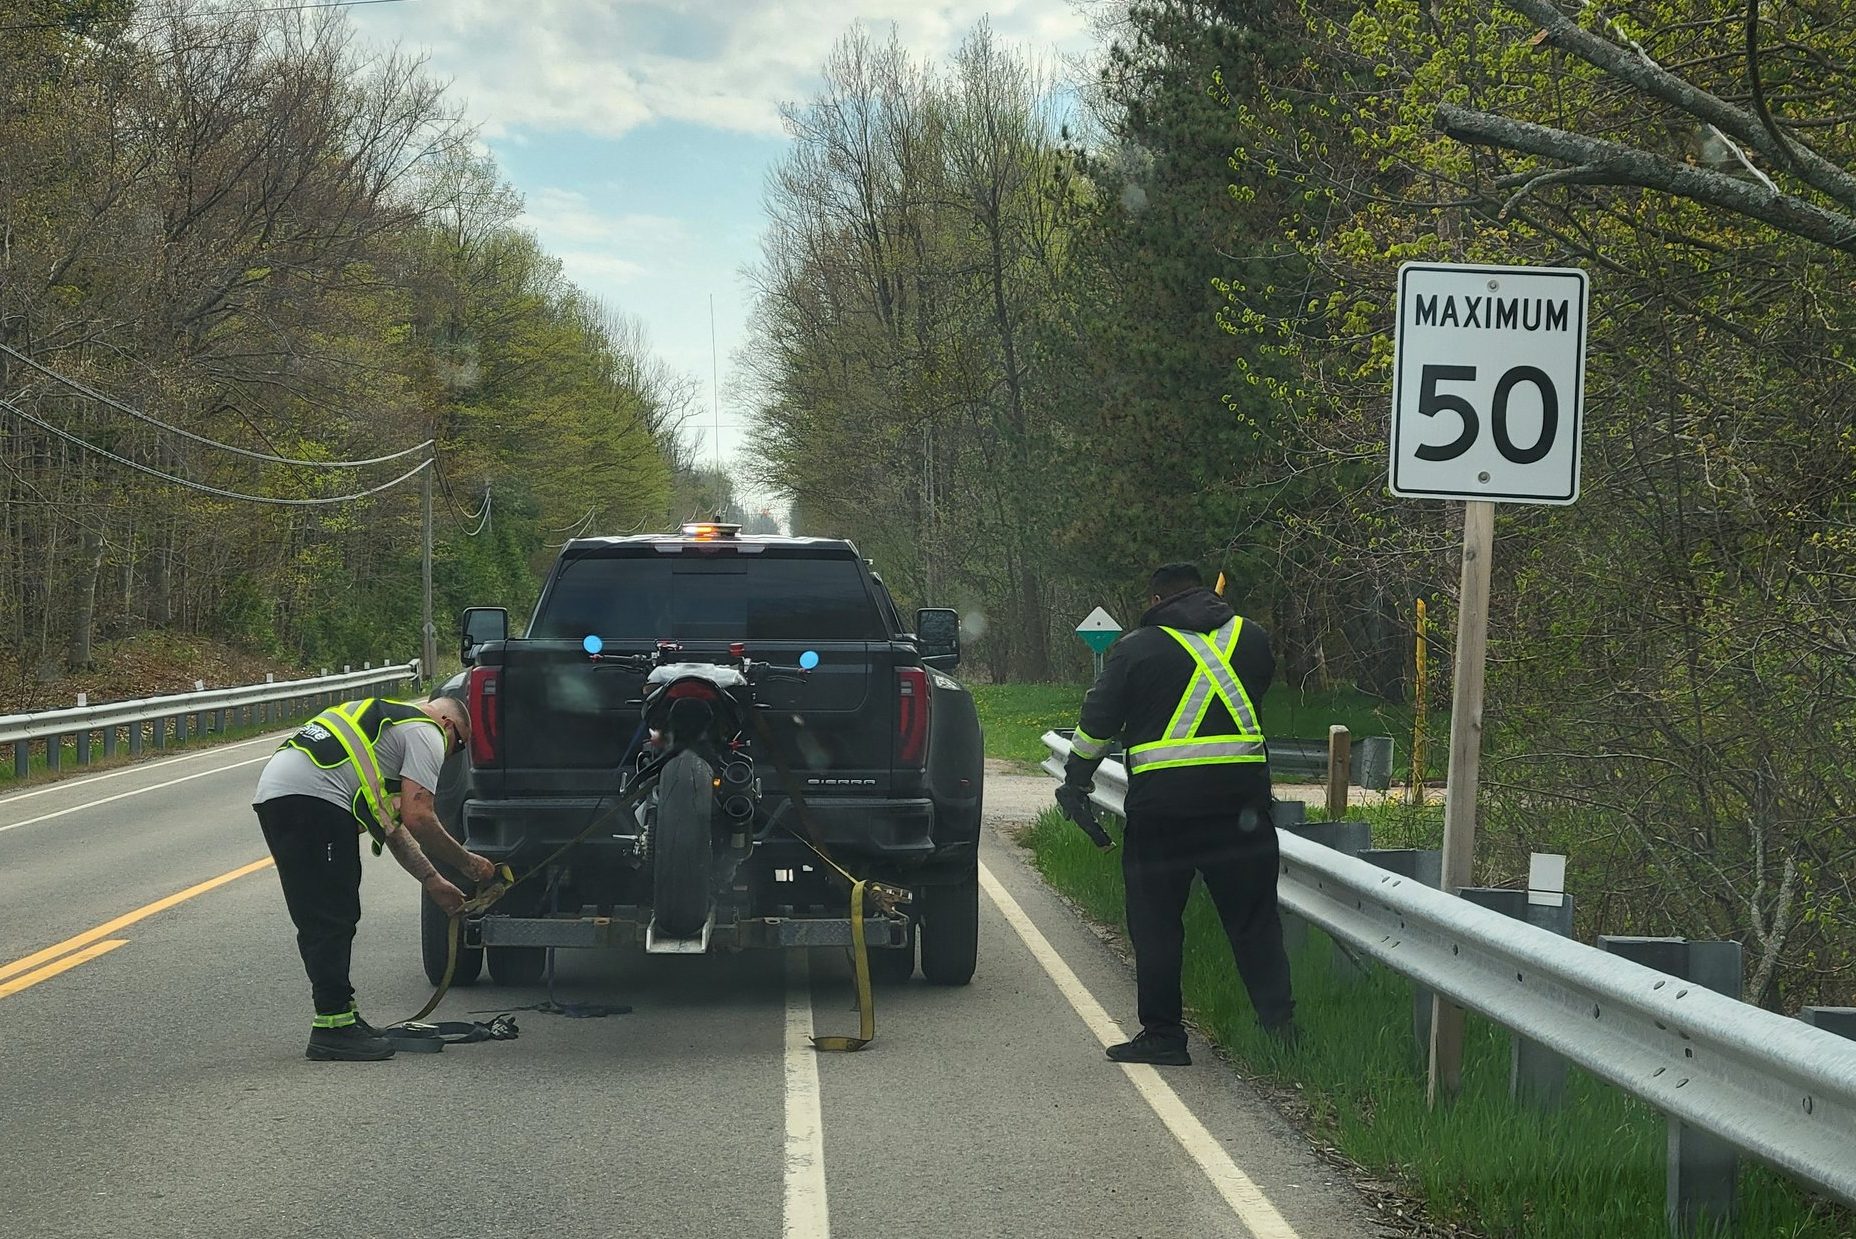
[{"xmin": 421, "ymin": 460, "xmax": 436, "ymax": 681}]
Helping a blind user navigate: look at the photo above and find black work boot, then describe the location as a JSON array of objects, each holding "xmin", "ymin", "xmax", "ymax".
[
  {"xmin": 306, "ymin": 1021, "xmax": 396, "ymax": 1062},
  {"xmin": 1106, "ymin": 1029, "xmax": 1191, "ymax": 1066}
]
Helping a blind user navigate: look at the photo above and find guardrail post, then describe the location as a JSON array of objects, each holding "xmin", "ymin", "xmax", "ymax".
[
  {"xmin": 128, "ymin": 722, "xmax": 142, "ymax": 757},
  {"xmin": 102, "ymin": 725, "xmax": 116, "ymax": 759},
  {"xmin": 1279, "ymin": 818, "xmax": 1373, "ymax": 974},
  {"xmin": 47, "ymin": 736, "xmax": 62, "ymax": 772},
  {"xmin": 152, "ymin": 717, "xmax": 167, "ymax": 749},
  {"xmin": 1800, "ymin": 1007, "xmax": 1856, "ymax": 1039},
  {"xmin": 175, "ymin": 712, "xmax": 189, "ymax": 743},
  {"xmin": 15, "ymin": 740, "xmax": 28, "ymax": 779},
  {"xmin": 1460, "ymin": 884, "xmax": 1575, "ymax": 1108},
  {"xmin": 75, "ymin": 728, "xmax": 90, "ymax": 766},
  {"xmin": 1362, "ymin": 848, "xmax": 1444, "ymax": 1062},
  {"xmin": 1599, "ymin": 935, "xmax": 1744, "ymax": 1237},
  {"xmin": 1326, "ymin": 725, "xmax": 1351, "ymax": 818},
  {"xmin": 1353, "ymin": 735, "xmax": 1395, "ymax": 792}
]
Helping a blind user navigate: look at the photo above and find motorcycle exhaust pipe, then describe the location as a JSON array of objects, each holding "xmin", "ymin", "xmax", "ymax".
[
  {"xmin": 721, "ymin": 794, "xmax": 755, "ymax": 821},
  {"xmin": 720, "ymin": 760, "xmax": 753, "ymax": 788}
]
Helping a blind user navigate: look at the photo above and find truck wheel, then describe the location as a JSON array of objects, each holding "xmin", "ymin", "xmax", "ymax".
[
  {"xmin": 867, "ymin": 915, "xmax": 916, "ymax": 985},
  {"xmin": 652, "ymin": 748, "xmax": 715, "ymax": 938},
  {"xmin": 487, "ymin": 945, "xmax": 548, "ymax": 986},
  {"xmin": 919, "ymin": 871, "xmax": 978, "ymax": 986},
  {"xmin": 421, "ymin": 890, "xmax": 482, "ymax": 987}
]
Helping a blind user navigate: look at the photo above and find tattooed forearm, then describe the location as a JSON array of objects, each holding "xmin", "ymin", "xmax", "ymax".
[{"xmin": 382, "ymin": 824, "xmax": 438, "ymax": 883}]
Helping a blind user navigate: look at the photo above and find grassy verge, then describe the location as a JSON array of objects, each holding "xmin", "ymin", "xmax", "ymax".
[
  {"xmin": 1018, "ymin": 808, "xmax": 1851, "ymax": 1238},
  {"xmin": 971, "ymin": 680, "xmax": 1448, "ymax": 781}
]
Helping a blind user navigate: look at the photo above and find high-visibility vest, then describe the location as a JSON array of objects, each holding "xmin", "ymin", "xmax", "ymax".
[
  {"xmin": 1125, "ymin": 618, "xmax": 1267, "ymax": 775},
  {"xmin": 282, "ymin": 698, "xmax": 442, "ymax": 849}
]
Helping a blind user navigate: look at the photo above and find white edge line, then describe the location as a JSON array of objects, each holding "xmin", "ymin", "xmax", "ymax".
[
  {"xmin": 0, "ymin": 755, "xmax": 272, "ymax": 835},
  {"xmin": 0, "ymin": 731, "xmax": 285, "ymax": 806},
  {"xmin": 978, "ymin": 861, "xmax": 1304, "ymax": 1239},
  {"xmin": 783, "ymin": 950, "xmax": 831, "ymax": 1239}
]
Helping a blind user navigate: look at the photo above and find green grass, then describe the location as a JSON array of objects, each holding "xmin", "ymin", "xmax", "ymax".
[
  {"xmin": 971, "ymin": 682, "xmax": 1087, "ymax": 766},
  {"xmin": 971, "ymin": 680, "xmax": 1448, "ymax": 781},
  {"xmin": 1018, "ymin": 809, "xmax": 1852, "ymax": 1239}
]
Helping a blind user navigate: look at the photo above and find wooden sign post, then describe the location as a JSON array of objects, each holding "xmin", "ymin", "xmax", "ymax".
[
  {"xmin": 1426, "ymin": 498, "xmax": 1493, "ymax": 1105},
  {"xmin": 1388, "ymin": 261, "xmax": 1589, "ymax": 1105}
]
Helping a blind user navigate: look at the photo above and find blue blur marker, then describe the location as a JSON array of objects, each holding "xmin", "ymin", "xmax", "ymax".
[
  {"xmin": 799, "ymin": 650, "xmax": 820, "ymax": 671},
  {"xmin": 583, "ymin": 634, "xmax": 603, "ymax": 655}
]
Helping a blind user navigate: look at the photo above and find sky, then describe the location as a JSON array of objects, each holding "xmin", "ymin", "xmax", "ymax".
[{"xmin": 344, "ymin": 0, "xmax": 1102, "ymax": 501}]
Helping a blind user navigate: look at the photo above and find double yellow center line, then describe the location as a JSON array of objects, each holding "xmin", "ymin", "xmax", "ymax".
[{"xmin": 0, "ymin": 857, "xmax": 274, "ymax": 999}]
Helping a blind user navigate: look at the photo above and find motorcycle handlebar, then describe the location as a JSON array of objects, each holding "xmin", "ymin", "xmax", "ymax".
[{"xmin": 590, "ymin": 651, "xmax": 810, "ymax": 685}]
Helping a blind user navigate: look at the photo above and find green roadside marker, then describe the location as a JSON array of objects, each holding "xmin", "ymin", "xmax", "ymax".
[{"xmin": 1076, "ymin": 607, "xmax": 1122, "ymax": 677}]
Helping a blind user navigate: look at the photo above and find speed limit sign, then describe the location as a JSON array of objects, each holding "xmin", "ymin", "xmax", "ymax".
[{"xmin": 1390, "ymin": 262, "xmax": 1589, "ymax": 504}]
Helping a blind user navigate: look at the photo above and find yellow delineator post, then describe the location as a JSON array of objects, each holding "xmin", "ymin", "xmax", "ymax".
[
  {"xmin": 1426, "ymin": 499, "xmax": 1495, "ymax": 1107},
  {"xmin": 1411, "ymin": 598, "xmax": 1429, "ymax": 806}
]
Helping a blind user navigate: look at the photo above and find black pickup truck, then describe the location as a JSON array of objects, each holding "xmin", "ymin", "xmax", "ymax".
[{"xmin": 431, "ymin": 525, "xmax": 985, "ymax": 988}]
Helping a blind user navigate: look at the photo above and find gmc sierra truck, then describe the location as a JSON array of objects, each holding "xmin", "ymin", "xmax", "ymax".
[{"xmin": 430, "ymin": 524, "xmax": 985, "ymax": 988}]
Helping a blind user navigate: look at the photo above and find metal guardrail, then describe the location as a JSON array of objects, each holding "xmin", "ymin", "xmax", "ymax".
[
  {"xmin": 1051, "ymin": 728, "xmax": 1396, "ymax": 790},
  {"xmin": 1269, "ymin": 734, "xmax": 1395, "ymax": 790},
  {"xmin": 1040, "ymin": 732, "xmax": 1856, "ymax": 1208},
  {"xmin": 2, "ymin": 662, "xmax": 421, "ymax": 779}
]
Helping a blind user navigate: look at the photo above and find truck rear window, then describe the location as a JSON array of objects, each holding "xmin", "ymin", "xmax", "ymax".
[{"xmin": 532, "ymin": 554, "xmax": 887, "ymax": 642}]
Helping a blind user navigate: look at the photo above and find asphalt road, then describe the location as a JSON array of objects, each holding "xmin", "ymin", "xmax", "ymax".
[{"xmin": 0, "ymin": 740, "xmax": 1383, "ymax": 1239}]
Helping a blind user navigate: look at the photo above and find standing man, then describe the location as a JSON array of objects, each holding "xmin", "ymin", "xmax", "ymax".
[
  {"xmin": 1058, "ymin": 563, "xmax": 1296, "ymax": 1065},
  {"xmin": 253, "ymin": 695, "xmax": 497, "ymax": 1061}
]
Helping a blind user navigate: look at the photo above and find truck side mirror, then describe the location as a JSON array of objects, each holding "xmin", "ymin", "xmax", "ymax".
[
  {"xmin": 916, "ymin": 608, "xmax": 960, "ymax": 672},
  {"xmin": 460, "ymin": 607, "xmax": 508, "ymax": 666}
]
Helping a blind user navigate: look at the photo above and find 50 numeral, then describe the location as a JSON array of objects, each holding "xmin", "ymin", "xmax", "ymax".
[{"xmin": 1415, "ymin": 364, "xmax": 1559, "ymax": 465}]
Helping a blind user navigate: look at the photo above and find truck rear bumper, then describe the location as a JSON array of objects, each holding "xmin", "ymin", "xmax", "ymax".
[
  {"xmin": 761, "ymin": 796, "xmax": 936, "ymax": 861},
  {"xmin": 475, "ymin": 911, "xmax": 911, "ymax": 951},
  {"xmin": 462, "ymin": 795, "xmax": 939, "ymax": 863},
  {"xmin": 462, "ymin": 797, "xmax": 630, "ymax": 853}
]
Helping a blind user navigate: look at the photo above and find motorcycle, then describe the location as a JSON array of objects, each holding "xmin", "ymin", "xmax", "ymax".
[{"xmin": 583, "ymin": 636, "xmax": 817, "ymax": 942}]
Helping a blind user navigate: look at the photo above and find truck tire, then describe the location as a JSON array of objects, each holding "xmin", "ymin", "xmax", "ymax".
[
  {"xmin": 487, "ymin": 945, "xmax": 548, "ymax": 986},
  {"xmin": 919, "ymin": 870, "xmax": 978, "ymax": 986},
  {"xmin": 421, "ymin": 890, "xmax": 482, "ymax": 987},
  {"xmin": 652, "ymin": 748, "xmax": 715, "ymax": 938}
]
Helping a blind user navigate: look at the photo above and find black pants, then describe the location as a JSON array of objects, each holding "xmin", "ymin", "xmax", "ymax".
[
  {"xmin": 1121, "ymin": 810, "xmax": 1294, "ymax": 1038},
  {"xmin": 255, "ymin": 795, "xmax": 363, "ymax": 1017}
]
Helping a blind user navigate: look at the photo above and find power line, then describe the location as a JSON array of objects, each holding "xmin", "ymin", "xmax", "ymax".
[
  {"xmin": 462, "ymin": 488, "xmax": 492, "ymax": 537},
  {"xmin": 0, "ymin": 343, "xmax": 432, "ymax": 468},
  {"xmin": 0, "ymin": 397, "xmax": 430, "ymax": 506},
  {"xmin": 0, "ymin": 0, "xmax": 417, "ymax": 32}
]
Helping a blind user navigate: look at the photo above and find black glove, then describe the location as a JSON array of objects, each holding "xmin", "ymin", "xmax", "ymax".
[{"xmin": 1055, "ymin": 782, "xmax": 1115, "ymax": 850}]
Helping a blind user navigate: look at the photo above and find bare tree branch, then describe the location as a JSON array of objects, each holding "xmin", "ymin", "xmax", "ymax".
[
  {"xmin": 1436, "ymin": 102, "xmax": 1856, "ymax": 253},
  {"xmin": 1507, "ymin": 0, "xmax": 1856, "ymax": 209},
  {"xmin": 1745, "ymin": 0, "xmax": 1803, "ymax": 171}
]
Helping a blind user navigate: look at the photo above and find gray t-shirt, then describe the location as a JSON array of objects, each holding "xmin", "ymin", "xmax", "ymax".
[{"xmin": 253, "ymin": 716, "xmax": 446, "ymax": 813}]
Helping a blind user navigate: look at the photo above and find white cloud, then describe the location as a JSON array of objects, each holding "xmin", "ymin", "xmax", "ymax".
[
  {"xmin": 350, "ymin": 0, "xmax": 1094, "ymax": 139},
  {"xmin": 518, "ymin": 189, "xmax": 693, "ymax": 291}
]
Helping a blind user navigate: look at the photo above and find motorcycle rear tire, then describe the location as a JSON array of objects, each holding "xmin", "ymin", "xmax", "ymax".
[{"xmin": 652, "ymin": 748, "xmax": 716, "ymax": 939}]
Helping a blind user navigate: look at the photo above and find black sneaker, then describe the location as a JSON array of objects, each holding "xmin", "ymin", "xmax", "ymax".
[
  {"xmin": 306, "ymin": 1023, "xmax": 396, "ymax": 1061},
  {"xmin": 1106, "ymin": 1030, "xmax": 1191, "ymax": 1066}
]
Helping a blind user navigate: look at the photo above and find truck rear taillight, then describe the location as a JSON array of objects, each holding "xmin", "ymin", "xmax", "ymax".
[
  {"xmin": 896, "ymin": 667, "xmax": 930, "ymax": 766},
  {"xmin": 468, "ymin": 666, "xmax": 501, "ymax": 765}
]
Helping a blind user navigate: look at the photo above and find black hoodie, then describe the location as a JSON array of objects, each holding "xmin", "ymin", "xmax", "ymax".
[{"xmin": 1064, "ymin": 587, "xmax": 1275, "ymax": 822}]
